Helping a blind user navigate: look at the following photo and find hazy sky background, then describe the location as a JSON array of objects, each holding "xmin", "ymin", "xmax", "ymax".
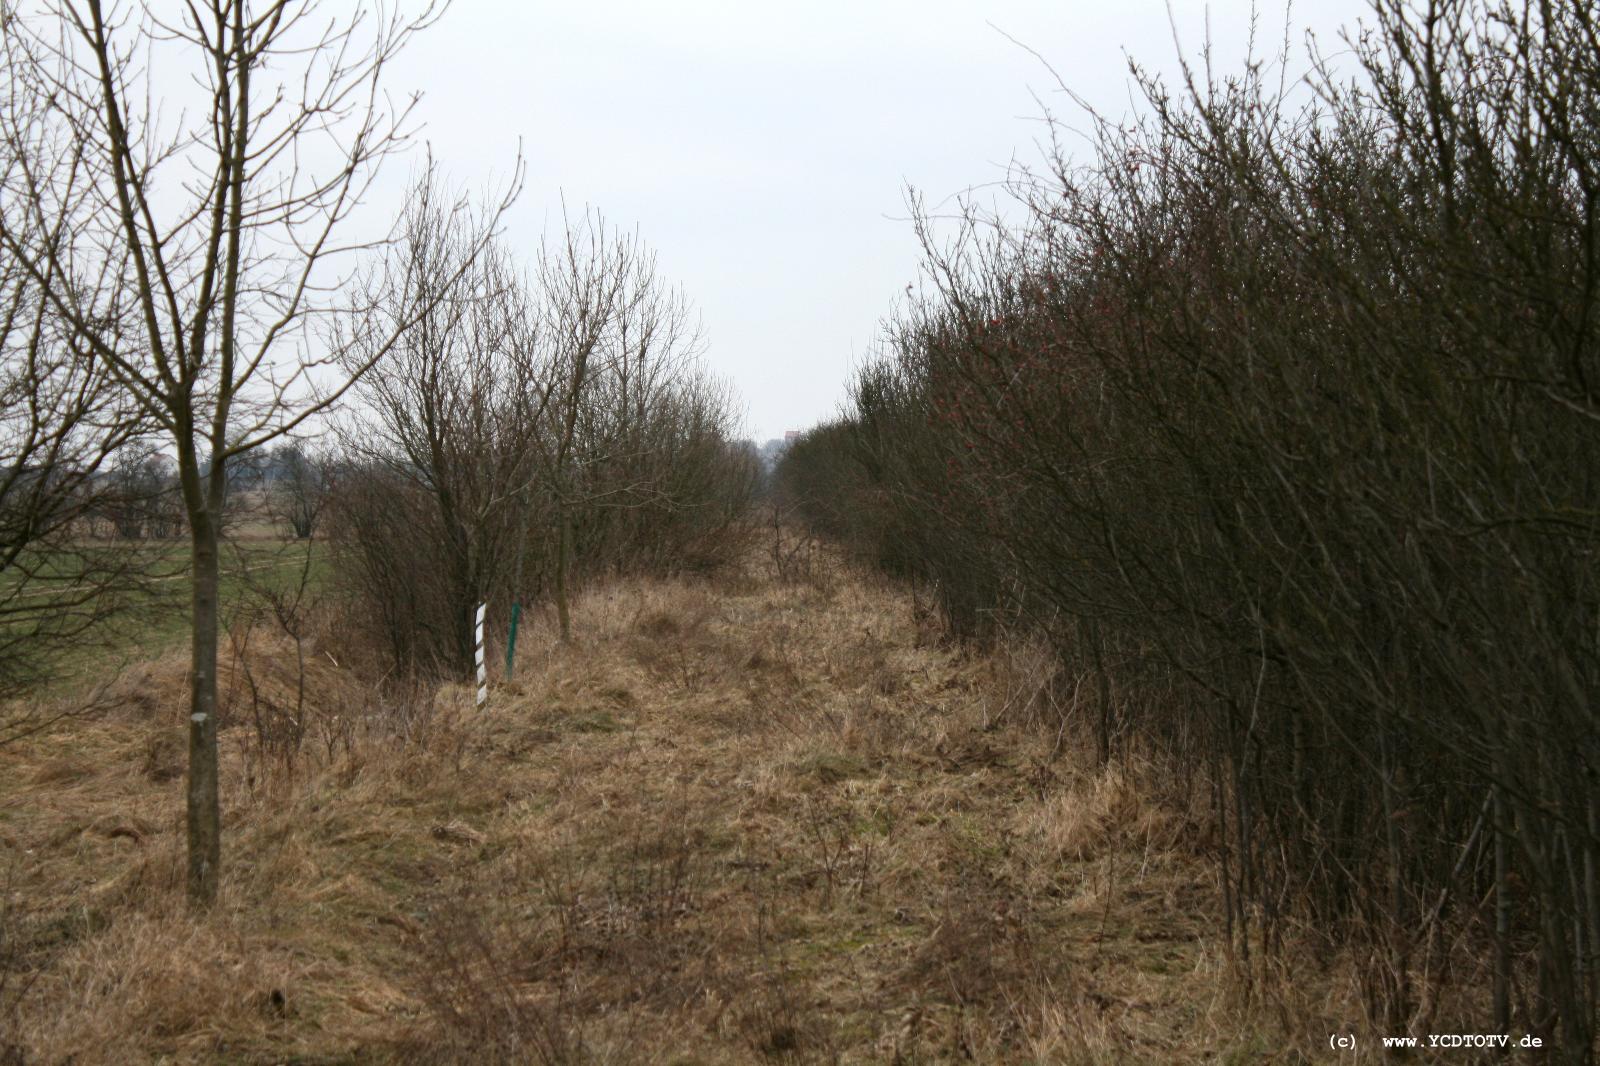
[{"xmin": 388, "ymin": 1, "xmax": 1375, "ymax": 441}]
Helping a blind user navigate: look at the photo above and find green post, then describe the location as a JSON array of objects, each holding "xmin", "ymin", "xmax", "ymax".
[{"xmin": 504, "ymin": 601, "xmax": 522, "ymax": 681}]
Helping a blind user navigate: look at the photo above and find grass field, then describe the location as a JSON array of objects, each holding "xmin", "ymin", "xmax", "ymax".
[
  {"xmin": 19, "ymin": 536, "xmax": 331, "ymax": 694},
  {"xmin": 0, "ymin": 540, "xmax": 1373, "ymax": 1063}
]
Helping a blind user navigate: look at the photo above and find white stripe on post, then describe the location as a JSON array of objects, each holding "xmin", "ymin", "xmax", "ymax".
[{"xmin": 474, "ymin": 603, "xmax": 487, "ymax": 707}]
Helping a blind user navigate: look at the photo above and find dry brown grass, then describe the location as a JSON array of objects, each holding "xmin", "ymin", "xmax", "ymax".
[{"xmin": 1, "ymin": 540, "xmax": 1369, "ymax": 1063}]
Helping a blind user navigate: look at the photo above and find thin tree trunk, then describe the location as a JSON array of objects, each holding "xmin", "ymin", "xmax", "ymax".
[
  {"xmin": 1494, "ymin": 784, "xmax": 1512, "ymax": 1035},
  {"xmin": 186, "ymin": 506, "xmax": 222, "ymax": 906},
  {"xmin": 506, "ymin": 484, "xmax": 534, "ymax": 680},
  {"xmin": 1088, "ymin": 620, "xmax": 1112, "ymax": 767},
  {"xmin": 555, "ymin": 505, "xmax": 572, "ymax": 643}
]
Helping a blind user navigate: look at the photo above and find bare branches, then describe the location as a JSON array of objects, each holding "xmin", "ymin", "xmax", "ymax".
[
  {"xmin": 786, "ymin": 0, "xmax": 1600, "ymax": 1049},
  {"xmin": 332, "ymin": 192, "xmax": 750, "ymax": 673},
  {"xmin": 0, "ymin": 22, "xmax": 152, "ymax": 705},
  {"xmin": 0, "ymin": 0, "xmax": 500, "ymax": 907}
]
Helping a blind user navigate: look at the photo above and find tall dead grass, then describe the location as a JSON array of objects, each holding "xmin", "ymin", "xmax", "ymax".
[{"xmin": 0, "ymin": 541, "xmax": 1400, "ymax": 1062}]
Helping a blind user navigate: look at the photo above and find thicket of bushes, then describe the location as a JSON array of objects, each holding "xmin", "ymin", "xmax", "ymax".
[{"xmin": 778, "ymin": 0, "xmax": 1599, "ymax": 1054}]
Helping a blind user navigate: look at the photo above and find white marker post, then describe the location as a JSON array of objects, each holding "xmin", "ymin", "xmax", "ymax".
[{"xmin": 474, "ymin": 603, "xmax": 487, "ymax": 707}]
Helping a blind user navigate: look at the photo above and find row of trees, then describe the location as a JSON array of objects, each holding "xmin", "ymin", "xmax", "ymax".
[
  {"xmin": 330, "ymin": 191, "xmax": 755, "ymax": 678},
  {"xmin": 780, "ymin": 0, "xmax": 1598, "ymax": 1056},
  {"xmin": 0, "ymin": 0, "xmax": 753, "ymax": 909}
]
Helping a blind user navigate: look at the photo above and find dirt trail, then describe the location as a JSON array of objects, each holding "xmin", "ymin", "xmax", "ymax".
[{"xmin": 0, "ymin": 546, "xmax": 1314, "ymax": 1063}]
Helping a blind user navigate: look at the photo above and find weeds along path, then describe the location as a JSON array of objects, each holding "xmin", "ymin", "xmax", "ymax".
[{"xmin": 0, "ymin": 543, "xmax": 1315, "ymax": 1063}]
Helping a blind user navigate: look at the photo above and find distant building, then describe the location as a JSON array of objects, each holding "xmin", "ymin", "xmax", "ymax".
[{"xmin": 784, "ymin": 430, "xmax": 801, "ymax": 442}]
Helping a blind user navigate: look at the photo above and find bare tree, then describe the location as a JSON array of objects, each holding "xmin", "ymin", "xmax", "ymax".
[
  {"xmin": 337, "ymin": 176, "xmax": 549, "ymax": 675},
  {"xmin": 0, "ymin": 276, "xmax": 149, "ymax": 721},
  {"xmin": 98, "ymin": 445, "xmax": 179, "ymax": 540},
  {"xmin": 0, "ymin": 0, "xmax": 514, "ymax": 906},
  {"xmin": 0, "ymin": 18, "xmax": 152, "ymax": 720},
  {"xmin": 531, "ymin": 210, "xmax": 636, "ymax": 642},
  {"xmin": 528, "ymin": 209, "xmax": 719, "ymax": 639},
  {"xmin": 267, "ymin": 441, "xmax": 332, "ymax": 540}
]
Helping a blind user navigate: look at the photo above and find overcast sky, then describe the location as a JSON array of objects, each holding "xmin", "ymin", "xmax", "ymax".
[{"xmin": 389, "ymin": 1, "xmax": 1374, "ymax": 441}]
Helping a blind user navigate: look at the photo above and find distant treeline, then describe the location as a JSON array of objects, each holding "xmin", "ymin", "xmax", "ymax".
[{"xmin": 778, "ymin": 0, "xmax": 1599, "ymax": 1055}]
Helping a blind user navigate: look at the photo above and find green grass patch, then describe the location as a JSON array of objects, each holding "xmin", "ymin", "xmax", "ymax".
[{"xmin": 10, "ymin": 538, "xmax": 331, "ymax": 694}]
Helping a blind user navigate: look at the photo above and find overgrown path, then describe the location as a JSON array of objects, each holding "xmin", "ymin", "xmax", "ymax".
[{"xmin": 1, "ymin": 546, "xmax": 1307, "ymax": 1063}]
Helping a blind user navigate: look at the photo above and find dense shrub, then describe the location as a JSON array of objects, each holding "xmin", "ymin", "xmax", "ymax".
[{"xmin": 780, "ymin": 0, "xmax": 1600, "ymax": 1053}]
